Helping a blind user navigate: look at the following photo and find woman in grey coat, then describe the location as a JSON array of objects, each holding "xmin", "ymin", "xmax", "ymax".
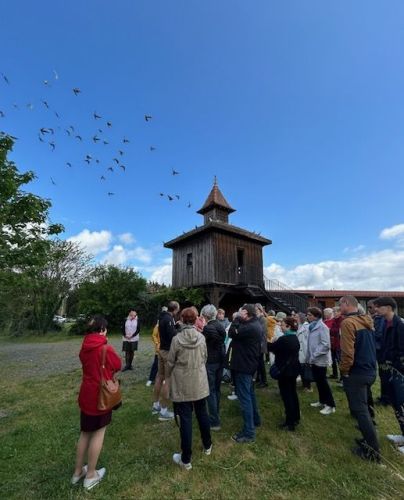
[
  {"xmin": 167, "ymin": 307, "xmax": 212, "ymax": 470},
  {"xmin": 306, "ymin": 307, "xmax": 336, "ymax": 415}
]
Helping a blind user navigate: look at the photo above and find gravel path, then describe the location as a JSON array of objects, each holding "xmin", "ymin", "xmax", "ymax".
[{"xmin": 0, "ymin": 336, "xmax": 155, "ymax": 382}]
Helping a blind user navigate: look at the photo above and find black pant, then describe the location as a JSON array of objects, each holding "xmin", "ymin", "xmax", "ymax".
[
  {"xmin": 343, "ymin": 374, "xmax": 379, "ymax": 453},
  {"xmin": 173, "ymin": 398, "xmax": 212, "ymax": 464},
  {"xmin": 331, "ymin": 349, "xmax": 340, "ymax": 378},
  {"xmin": 256, "ymin": 354, "xmax": 267, "ymax": 385},
  {"xmin": 148, "ymin": 354, "xmax": 158, "ymax": 382},
  {"xmin": 379, "ymin": 365, "xmax": 391, "ymax": 404},
  {"xmin": 388, "ymin": 371, "xmax": 404, "ymax": 435},
  {"xmin": 312, "ymin": 365, "xmax": 336, "ymax": 407},
  {"xmin": 278, "ymin": 376, "xmax": 300, "ymax": 426}
]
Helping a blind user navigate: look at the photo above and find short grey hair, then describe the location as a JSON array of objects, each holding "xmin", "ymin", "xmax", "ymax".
[
  {"xmin": 201, "ymin": 304, "xmax": 217, "ymax": 321},
  {"xmin": 323, "ymin": 308, "xmax": 334, "ymax": 319}
]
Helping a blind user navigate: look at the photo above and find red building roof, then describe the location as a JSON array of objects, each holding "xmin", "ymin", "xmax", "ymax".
[{"xmin": 292, "ymin": 290, "xmax": 404, "ymax": 298}]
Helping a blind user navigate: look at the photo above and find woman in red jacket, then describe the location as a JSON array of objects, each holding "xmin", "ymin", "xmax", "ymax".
[{"xmin": 71, "ymin": 315, "xmax": 121, "ymax": 491}]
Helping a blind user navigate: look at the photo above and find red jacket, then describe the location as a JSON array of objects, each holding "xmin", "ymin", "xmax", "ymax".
[
  {"xmin": 78, "ymin": 333, "xmax": 121, "ymax": 416},
  {"xmin": 327, "ymin": 316, "xmax": 343, "ymax": 350}
]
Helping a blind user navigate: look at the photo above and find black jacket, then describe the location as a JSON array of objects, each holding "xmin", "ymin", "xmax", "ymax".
[
  {"xmin": 268, "ymin": 334, "xmax": 300, "ymax": 378},
  {"xmin": 158, "ymin": 311, "xmax": 177, "ymax": 351},
  {"xmin": 381, "ymin": 314, "xmax": 404, "ymax": 373},
  {"xmin": 228, "ymin": 317, "xmax": 261, "ymax": 375},
  {"xmin": 202, "ymin": 319, "xmax": 226, "ymax": 364}
]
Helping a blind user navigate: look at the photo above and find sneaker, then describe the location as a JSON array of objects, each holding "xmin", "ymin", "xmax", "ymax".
[
  {"xmin": 83, "ymin": 468, "xmax": 106, "ymax": 491},
  {"xmin": 231, "ymin": 434, "xmax": 255, "ymax": 444},
  {"xmin": 303, "ymin": 387, "xmax": 313, "ymax": 393},
  {"xmin": 71, "ymin": 465, "xmax": 88, "ymax": 485},
  {"xmin": 351, "ymin": 446, "xmax": 380, "ymax": 464},
  {"xmin": 204, "ymin": 445, "xmax": 212, "ymax": 455},
  {"xmin": 158, "ymin": 409, "xmax": 174, "ymax": 421},
  {"xmin": 227, "ymin": 393, "xmax": 238, "ymax": 401},
  {"xmin": 320, "ymin": 405, "xmax": 336, "ymax": 415},
  {"xmin": 146, "ymin": 380, "xmax": 152, "ymax": 387},
  {"xmin": 310, "ymin": 402, "xmax": 323, "ymax": 408},
  {"xmin": 386, "ymin": 434, "xmax": 404, "ymax": 445},
  {"xmin": 172, "ymin": 453, "xmax": 192, "ymax": 470},
  {"xmin": 210, "ymin": 425, "xmax": 221, "ymax": 431},
  {"xmin": 151, "ymin": 403, "xmax": 161, "ymax": 415},
  {"xmin": 398, "ymin": 446, "xmax": 404, "ymax": 455}
]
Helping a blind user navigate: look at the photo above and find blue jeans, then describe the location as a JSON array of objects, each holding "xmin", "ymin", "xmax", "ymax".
[
  {"xmin": 234, "ymin": 372, "xmax": 261, "ymax": 439},
  {"xmin": 206, "ymin": 363, "xmax": 222, "ymax": 426}
]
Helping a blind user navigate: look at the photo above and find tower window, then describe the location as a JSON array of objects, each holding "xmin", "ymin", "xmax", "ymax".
[
  {"xmin": 237, "ymin": 248, "xmax": 244, "ymax": 271},
  {"xmin": 186, "ymin": 252, "xmax": 193, "ymax": 266}
]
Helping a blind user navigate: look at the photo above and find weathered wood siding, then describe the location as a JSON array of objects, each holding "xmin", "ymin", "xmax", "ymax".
[{"xmin": 172, "ymin": 233, "xmax": 214, "ymax": 287}]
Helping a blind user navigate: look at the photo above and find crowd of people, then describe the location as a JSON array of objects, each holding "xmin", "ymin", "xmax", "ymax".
[{"xmin": 71, "ymin": 295, "xmax": 404, "ymax": 489}]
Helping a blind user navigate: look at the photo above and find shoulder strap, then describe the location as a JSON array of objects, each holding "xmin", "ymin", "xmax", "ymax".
[{"xmin": 100, "ymin": 345, "xmax": 107, "ymax": 380}]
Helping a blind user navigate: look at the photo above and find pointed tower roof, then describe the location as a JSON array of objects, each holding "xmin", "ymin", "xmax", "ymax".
[{"xmin": 197, "ymin": 177, "xmax": 235, "ymax": 215}]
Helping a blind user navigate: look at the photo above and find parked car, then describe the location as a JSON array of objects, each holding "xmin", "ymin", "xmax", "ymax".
[{"xmin": 53, "ymin": 315, "xmax": 67, "ymax": 324}]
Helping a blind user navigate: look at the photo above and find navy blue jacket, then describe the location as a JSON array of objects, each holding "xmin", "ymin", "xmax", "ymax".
[
  {"xmin": 158, "ymin": 311, "xmax": 177, "ymax": 351},
  {"xmin": 228, "ymin": 317, "xmax": 261, "ymax": 375},
  {"xmin": 381, "ymin": 314, "xmax": 404, "ymax": 373}
]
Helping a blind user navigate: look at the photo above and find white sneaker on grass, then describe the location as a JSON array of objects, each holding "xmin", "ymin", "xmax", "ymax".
[
  {"xmin": 172, "ymin": 453, "xmax": 192, "ymax": 470},
  {"xmin": 310, "ymin": 402, "xmax": 323, "ymax": 408},
  {"xmin": 227, "ymin": 393, "xmax": 238, "ymax": 401},
  {"xmin": 204, "ymin": 445, "xmax": 212, "ymax": 455},
  {"xmin": 83, "ymin": 468, "xmax": 106, "ymax": 491},
  {"xmin": 151, "ymin": 403, "xmax": 161, "ymax": 415},
  {"xmin": 158, "ymin": 409, "xmax": 174, "ymax": 421},
  {"xmin": 386, "ymin": 434, "xmax": 404, "ymax": 445},
  {"xmin": 71, "ymin": 465, "xmax": 88, "ymax": 485},
  {"xmin": 398, "ymin": 446, "xmax": 404, "ymax": 455},
  {"xmin": 146, "ymin": 380, "xmax": 152, "ymax": 387},
  {"xmin": 320, "ymin": 405, "xmax": 336, "ymax": 415}
]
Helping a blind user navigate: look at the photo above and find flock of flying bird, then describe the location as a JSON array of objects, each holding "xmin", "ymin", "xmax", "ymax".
[{"xmin": 0, "ymin": 71, "xmax": 191, "ymax": 206}]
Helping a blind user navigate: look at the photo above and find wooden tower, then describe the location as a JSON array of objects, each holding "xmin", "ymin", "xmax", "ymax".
[{"xmin": 164, "ymin": 179, "xmax": 272, "ymax": 310}]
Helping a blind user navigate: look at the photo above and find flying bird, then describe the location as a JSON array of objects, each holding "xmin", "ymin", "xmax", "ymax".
[
  {"xmin": 167, "ymin": 195, "xmax": 174, "ymax": 201},
  {"xmin": 118, "ymin": 150, "xmax": 124, "ymax": 156},
  {"xmin": 65, "ymin": 129, "xmax": 71, "ymax": 136},
  {"xmin": 98, "ymin": 128, "xmax": 103, "ymax": 134},
  {"xmin": 12, "ymin": 103, "xmax": 19, "ymax": 109},
  {"xmin": 144, "ymin": 114, "xmax": 152, "ymax": 122},
  {"xmin": 172, "ymin": 169, "xmax": 180, "ymax": 176},
  {"xmin": 103, "ymin": 140, "xmax": 109, "ymax": 145},
  {"xmin": 100, "ymin": 175, "xmax": 106, "ymax": 180},
  {"xmin": 150, "ymin": 146, "xmax": 156, "ymax": 151},
  {"xmin": 119, "ymin": 165, "xmax": 126, "ymax": 171},
  {"xmin": 69, "ymin": 125, "xmax": 75, "ymax": 132},
  {"xmin": 93, "ymin": 112, "xmax": 102, "ymax": 120},
  {"xmin": 86, "ymin": 154, "xmax": 92, "ymax": 160},
  {"xmin": 66, "ymin": 162, "xmax": 72, "ymax": 168},
  {"xmin": 72, "ymin": 88, "xmax": 81, "ymax": 96},
  {"xmin": 92, "ymin": 135, "xmax": 100, "ymax": 143},
  {"xmin": 40, "ymin": 127, "xmax": 50, "ymax": 135},
  {"xmin": 85, "ymin": 158, "xmax": 91, "ymax": 164},
  {"xmin": 159, "ymin": 193, "xmax": 164, "ymax": 197},
  {"xmin": 50, "ymin": 177, "xmax": 56, "ymax": 185},
  {"xmin": 0, "ymin": 111, "xmax": 4, "ymax": 118},
  {"xmin": 106, "ymin": 121, "xmax": 112, "ymax": 128},
  {"xmin": 49, "ymin": 141, "xmax": 55, "ymax": 151},
  {"xmin": 187, "ymin": 202, "xmax": 191, "ymax": 208},
  {"xmin": 38, "ymin": 134, "xmax": 44, "ymax": 142},
  {"xmin": 113, "ymin": 158, "xmax": 120, "ymax": 164},
  {"xmin": 42, "ymin": 100, "xmax": 49, "ymax": 108},
  {"xmin": 75, "ymin": 135, "xmax": 82, "ymax": 141},
  {"xmin": 43, "ymin": 80, "xmax": 50, "ymax": 86},
  {"xmin": 54, "ymin": 111, "xmax": 60, "ymax": 119},
  {"xmin": 1, "ymin": 73, "xmax": 10, "ymax": 84},
  {"xmin": 48, "ymin": 128, "xmax": 55, "ymax": 135},
  {"xmin": 175, "ymin": 195, "xmax": 180, "ymax": 200},
  {"xmin": 95, "ymin": 159, "xmax": 100, "ymax": 164},
  {"xmin": 107, "ymin": 192, "xmax": 115, "ymax": 196},
  {"xmin": 107, "ymin": 166, "xmax": 114, "ymax": 172},
  {"xmin": 122, "ymin": 137, "xmax": 130, "ymax": 143}
]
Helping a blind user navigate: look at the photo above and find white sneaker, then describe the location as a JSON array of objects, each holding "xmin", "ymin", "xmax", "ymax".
[
  {"xmin": 398, "ymin": 446, "xmax": 404, "ymax": 455},
  {"xmin": 310, "ymin": 402, "xmax": 323, "ymax": 408},
  {"xmin": 71, "ymin": 465, "xmax": 88, "ymax": 485},
  {"xmin": 83, "ymin": 468, "xmax": 106, "ymax": 491},
  {"xmin": 320, "ymin": 405, "xmax": 336, "ymax": 415},
  {"xmin": 151, "ymin": 403, "xmax": 161, "ymax": 415},
  {"xmin": 146, "ymin": 380, "xmax": 152, "ymax": 387},
  {"xmin": 204, "ymin": 445, "xmax": 212, "ymax": 455},
  {"xmin": 386, "ymin": 434, "xmax": 404, "ymax": 445},
  {"xmin": 227, "ymin": 393, "xmax": 238, "ymax": 401},
  {"xmin": 158, "ymin": 409, "xmax": 174, "ymax": 421},
  {"xmin": 172, "ymin": 453, "xmax": 192, "ymax": 470}
]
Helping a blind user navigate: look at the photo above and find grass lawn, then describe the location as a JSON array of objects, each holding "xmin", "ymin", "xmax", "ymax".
[{"xmin": 1, "ymin": 349, "xmax": 404, "ymax": 499}]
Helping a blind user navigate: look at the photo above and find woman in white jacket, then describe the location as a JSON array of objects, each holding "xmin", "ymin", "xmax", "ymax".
[
  {"xmin": 306, "ymin": 307, "xmax": 336, "ymax": 415},
  {"xmin": 296, "ymin": 313, "xmax": 312, "ymax": 392}
]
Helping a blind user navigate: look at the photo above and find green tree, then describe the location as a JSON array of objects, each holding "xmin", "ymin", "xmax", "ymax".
[{"xmin": 76, "ymin": 265, "xmax": 147, "ymax": 330}]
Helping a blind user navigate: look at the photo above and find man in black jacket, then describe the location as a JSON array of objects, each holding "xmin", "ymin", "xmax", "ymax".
[
  {"xmin": 228, "ymin": 304, "xmax": 262, "ymax": 443},
  {"xmin": 152, "ymin": 300, "xmax": 180, "ymax": 421},
  {"xmin": 374, "ymin": 296, "xmax": 404, "ymax": 453},
  {"xmin": 201, "ymin": 304, "xmax": 226, "ymax": 430}
]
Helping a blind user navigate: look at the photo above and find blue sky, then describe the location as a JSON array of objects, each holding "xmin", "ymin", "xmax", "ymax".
[{"xmin": 2, "ymin": 1, "xmax": 404, "ymax": 289}]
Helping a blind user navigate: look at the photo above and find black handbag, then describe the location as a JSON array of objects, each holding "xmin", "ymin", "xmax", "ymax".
[
  {"xmin": 269, "ymin": 364, "xmax": 281, "ymax": 380},
  {"xmin": 301, "ymin": 363, "xmax": 314, "ymax": 382}
]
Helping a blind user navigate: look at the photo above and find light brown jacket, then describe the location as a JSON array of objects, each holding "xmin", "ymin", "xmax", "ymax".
[{"xmin": 167, "ymin": 324, "xmax": 209, "ymax": 402}]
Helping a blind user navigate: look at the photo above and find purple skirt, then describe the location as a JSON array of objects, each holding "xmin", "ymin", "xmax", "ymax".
[{"xmin": 80, "ymin": 411, "xmax": 112, "ymax": 432}]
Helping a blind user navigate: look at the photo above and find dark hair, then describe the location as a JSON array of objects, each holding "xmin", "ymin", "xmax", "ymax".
[
  {"xmin": 181, "ymin": 307, "xmax": 198, "ymax": 325},
  {"xmin": 283, "ymin": 316, "xmax": 298, "ymax": 331},
  {"xmin": 168, "ymin": 300, "xmax": 180, "ymax": 313},
  {"xmin": 87, "ymin": 315, "xmax": 108, "ymax": 333},
  {"xmin": 373, "ymin": 297, "xmax": 397, "ymax": 311},
  {"xmin": 307, "ymin": 307, "xmax": 322, "ymax": 319},
  {"xmin": 241, "ymin": 303, "xmax": 257, "ymax": 318}
]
